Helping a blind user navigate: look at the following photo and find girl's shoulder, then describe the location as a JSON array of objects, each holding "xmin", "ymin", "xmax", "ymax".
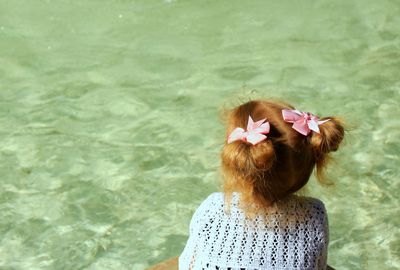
[
  {"xmin": 196, "ymin": 192, "xmax": 224, "ymax": 205},
  {"xmin": 282, "ymin": 195, "xmax": 329, "ymax": 233},
  {"xmin": 191, "ymin": 193, "xmax": 328, "ymax": 236},
  {"xmin": 287, "ymin": 195, "xmax": 327, "ymax": 216},
  {"xmin": 204, "ymin": 191, "xmax": 224, "ymax": 202},
  {"xmin": 190, "ymin": 192, "xmax": 224, "ymax": 216},
  {"xmin": 197, "ymin": 192, "xmax": 225, "ymax": 211},
  {"xmin": 195, "ymin": 192, "xmax": 328, "ymax": 223},
  {"xmin": 199, "ymin": 192, "xmax": 327, "ymax": 211},
  {"xmin": 188, "ymin": 192, "xmax": 224, "ymax": 233}
]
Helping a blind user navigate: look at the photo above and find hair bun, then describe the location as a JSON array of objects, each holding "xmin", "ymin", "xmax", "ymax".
[
  {"xmin": 310, "ymin": 117, "xmax": 345, "ymax": 155},
  {"xmin": 250, "ymin": 140, "xmax": 275, "ymax": 170},
  {"xmin": 221, "ymin": 139, "xmax": 275, "ymax": 180}
]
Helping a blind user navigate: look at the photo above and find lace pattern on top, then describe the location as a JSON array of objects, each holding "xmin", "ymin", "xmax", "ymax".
[{"xmin": 179, "ymin": 192, "xmax": 328, "ymax": 270}]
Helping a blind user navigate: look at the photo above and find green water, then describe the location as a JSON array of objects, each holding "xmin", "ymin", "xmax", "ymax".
[{"xmin": 0, "ymin": 1, "xmax": 399, "ymax": 269}]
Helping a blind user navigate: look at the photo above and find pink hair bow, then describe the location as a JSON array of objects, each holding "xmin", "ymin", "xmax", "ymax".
[
  {"xmin": 282, "ymin": 109, "xmax": 330, "ymax": 136},
  {"xmin": 227, "ymin": 116, "xmax": 270, "ymax": 145}
]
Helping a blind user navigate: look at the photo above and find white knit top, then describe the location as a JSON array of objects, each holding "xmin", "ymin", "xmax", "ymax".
[{"xmin": 179, "ymin": 192, "xmax": 328, "ymax": 270}]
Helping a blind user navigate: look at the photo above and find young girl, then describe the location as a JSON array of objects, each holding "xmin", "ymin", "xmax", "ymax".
[{"xmin": 179, "ymin": 99, "xmax": 345, "ymax": 270}]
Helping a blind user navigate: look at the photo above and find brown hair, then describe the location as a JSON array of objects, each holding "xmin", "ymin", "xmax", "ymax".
[{"xmin": 221, "ymin": 99, "xmax": 345, "ymax": 216}]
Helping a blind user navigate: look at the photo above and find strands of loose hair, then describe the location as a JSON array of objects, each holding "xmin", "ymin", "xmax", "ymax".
[{"xmin": 220, "ymin": 99, "xmax": 345, "ymax": 217}]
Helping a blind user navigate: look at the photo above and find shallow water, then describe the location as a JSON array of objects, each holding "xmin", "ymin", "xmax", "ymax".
[{"xmin": 0, "ymin": 1, "xmax": 399, "ymax": 269}]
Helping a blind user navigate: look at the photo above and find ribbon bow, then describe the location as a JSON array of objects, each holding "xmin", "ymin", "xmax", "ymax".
[
  {"xmin": 227, "ymin": 116, "xmax": 270, "ymax": 145},
  {"xmin": 282, "ymin": 109, "xmax": 330, "ymax": 136}
]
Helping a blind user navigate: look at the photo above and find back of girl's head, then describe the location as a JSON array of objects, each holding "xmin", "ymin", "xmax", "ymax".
[{"xmin": 221, "ymin": 99, "xmax": 345, "ymax": 215}]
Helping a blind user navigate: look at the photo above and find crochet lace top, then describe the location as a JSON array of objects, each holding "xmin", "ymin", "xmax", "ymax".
[{"xmin": 179, "ymin": 192, "xmax": 328, "ymax": 270}]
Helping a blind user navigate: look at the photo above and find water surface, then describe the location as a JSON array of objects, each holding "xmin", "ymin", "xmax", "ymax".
[{"xmin": 0, "ymin": 1, "xmax": 399, "ymax": 269}]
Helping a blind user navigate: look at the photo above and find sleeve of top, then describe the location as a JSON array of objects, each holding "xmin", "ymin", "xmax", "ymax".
[
  {"xmin": 179, "ymin": 193, "xmax": 216, "ymax": 270},
  {"xmin": 316, "ymin": 200, "xmax": 329, "ymax": 270}
]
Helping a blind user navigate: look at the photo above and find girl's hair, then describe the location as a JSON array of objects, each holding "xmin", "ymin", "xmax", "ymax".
[{"xmin": 221, "ymin": 99, "xmax": 345, "ymax": 216}]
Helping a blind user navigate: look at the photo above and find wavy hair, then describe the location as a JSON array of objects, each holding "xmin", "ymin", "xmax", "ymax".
[{"xmin": 220, "ymin": 99, "xmax": 345, "ymax": 217}]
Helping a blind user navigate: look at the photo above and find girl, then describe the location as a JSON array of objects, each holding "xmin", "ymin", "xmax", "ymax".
[{"xmin": 179, "ymin": 99, "xmax": 345, "ymax": 270}]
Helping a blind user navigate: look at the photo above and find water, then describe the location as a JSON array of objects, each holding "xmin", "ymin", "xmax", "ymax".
[{"xmin": 0, "ymin": 1, "xmax": 399, "ymax": 269}]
